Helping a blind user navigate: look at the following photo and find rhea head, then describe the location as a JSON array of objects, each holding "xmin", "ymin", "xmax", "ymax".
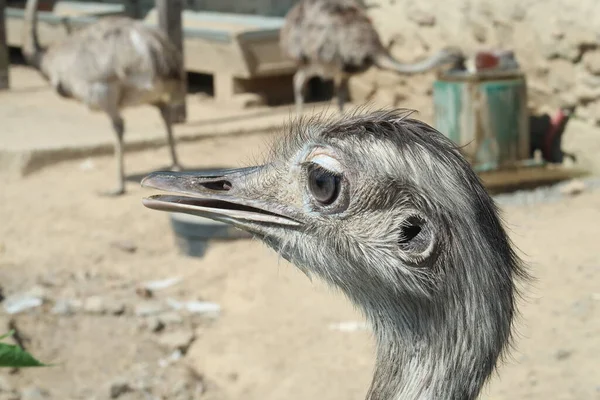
[{"xmin": 141, "ymin": 109, "xmax": 525, "ymax": 400}]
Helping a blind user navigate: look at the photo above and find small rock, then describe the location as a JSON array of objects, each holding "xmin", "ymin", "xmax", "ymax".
[
  {"xmin": 184, "ymin": 301, "xmax": 220, "ymax": 316},
  {"xmin": 582, "ymin": 51, "xmax": 600, "ymax": 75},
  {"xmin": 51, "ymin": 299, "xmax": 74, "ymax": 316},
  {"xmin": 108, "ymin": 380, "xmax": 131, "ymax": 399},
  {"xmin": 110, "ymin": 240, "xmax": 137, "ymax": 254},
  {"xmin": 559, "ymin": 180, "xmax": 586, "ymax": 196},
  {"xmin": 134, "ymin": 301, "xmax": 167, "ymax": 317},
  {"xmin": 155, "ymin": 330, "xmax": 195, "ymax": 354},
  {"xmin": 79, "ymin": 158, "xmax": 95, "ymax": 171},
  {"xmin": 82, "ymin": 296, "xmax": 125, "ymax": 315},
  {"xmin": 106, "ymin": 301, "xmax": 126, "ymax": 316},
  {"xmin": 3, "ymin": 294, "xmax": 43, "ymax": 315},
  {"xmin": 26, "ymin": 286, "xmax": 49, "ymax": 300},
  {"xmin": 407, "ymin": 9, "xmax": 435, "ymax": 26},
  {"xmin": 555, "ymin": 349, "xmax": 572, "ymax": 361},
  {"xmin": 143, "ymin": 277, "xmax": 182, "ymax": 291},
  {"xmin": 20, "ymin": 387, "xmax": 49, "ymax": 400},
  {"xmin": 82, "ymin": 296, "xmax": 106, "ymax": 314},
  {"xmin": 328, "ymin": 321, "xmax": 369, "ymax": 332},
  {"xmin": 146, "ymin": 318, "xmax": 165, "ymax": 333},
  {"xmin": 135, "ymin": 287, "xmax": 153, "ymax": 299},
  {"xmin": 158, "ymin": 350, "xmax": 183, "ymax": 368},
  {"xmin": 158, "ymin": 312, "xmax": 184, "ymax": 325}
]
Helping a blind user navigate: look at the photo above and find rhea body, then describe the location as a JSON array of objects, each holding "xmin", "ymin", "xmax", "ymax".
[
  {"xmin": 280, "ymin": 0, "xmax": 465, "ymax": 114},
  {"xmin": 22, "ymin": 0, "xmax": 184, "ymax": 195},
  {"xmin": 141, "ymin": 110, "xmax": 525, "ymax": 399}
]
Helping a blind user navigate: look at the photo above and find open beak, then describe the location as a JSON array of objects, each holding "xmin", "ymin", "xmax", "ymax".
[{"xmin": 141, "ymin": 167, "xmax": 301, "ymax": 230}]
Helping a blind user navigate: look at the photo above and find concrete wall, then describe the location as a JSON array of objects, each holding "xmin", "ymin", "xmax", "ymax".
[{"xmin": 351, "ymin": 0, "xmax": 600, "ymax": 124}]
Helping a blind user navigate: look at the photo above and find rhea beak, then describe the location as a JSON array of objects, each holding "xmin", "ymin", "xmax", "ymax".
[{"xmin": 141, "ymin": 167, "xmax": 302, "ymax": 231}]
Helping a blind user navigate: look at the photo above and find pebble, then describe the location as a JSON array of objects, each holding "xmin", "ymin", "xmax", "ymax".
[
  {"xmin": 82, "ymin": 296, "xmax": 107, "ymax": 314},
  {"xmin": 143, "ymin": 277, "xmax": 182, "ymax": 291},
  {"xmin": 155, "ymin": 330, "xmax": 195, "ymax": 354},
  {"xmin": 110, "ymin": 240, "xmax": 137, "ymax": 254},
  {"xmin": 329, "ymin": 321, "xmax": 370, "ymax": 332},
  {"xmin": 2, "ymin": 284, "xmax": 52, "ymax": 314},
  {"xmin": 78, "ymin": 158, "xmax": 95, "ymax": 171},
  {"xmin": 108, "ymin": 380, "xmax": 131, "ymax": 399},
  {"xmin": 158, "ymin": 312, "xmax": 184, "ymax": 325},
  {"xmin": 51, "ymin": 299, "xmax": 74, "ymax": 316},
  {"xmin": 158, "ymin": 350, "xmax": 183, "ymax": 368},
  {"xmin": 3, "ymin": 294, "xmax": 43, "ymax": 315},
  {"xmin": 555, "ymin": 349, "xmax": 572, "ymax": 361},
  {"xmin": 166, "ymin": 298, "xmax": 221, "ymax": 318},
  {"xmin": 146, "ymin": 318, "xmax": 165, "ymax": 333},
  {"xmin": 134, "ymin": 301, "xmax": 167, "ymax": 317},
  {"xmin": 407, "ymin": 9, "xmax": 436, "ymax": 26},
  {"xmin": 134, "ymin": 287, "xmax": 153, "ymax": 299},
  {"xmin": 82, "ymin": 296, "xmax": 125, "ymax": 316},
  {"xmin": 559, "ymin": 179, "xmax": 586, "ymax": 196},
  {"xmin": 20, "ymin": 387, "xmax": 49, "ymax": 400}
]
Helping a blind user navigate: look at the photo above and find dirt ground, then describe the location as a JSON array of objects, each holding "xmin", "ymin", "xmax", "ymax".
[{"xmin": 1, "ymin": 76, "xmax": 599, "ymax": 400}]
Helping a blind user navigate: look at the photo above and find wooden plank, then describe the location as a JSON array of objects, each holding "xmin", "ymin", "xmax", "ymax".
[
  {"xmin": 0, "ymin": 0, "xmax": 9, "ymax": 90},
  {"xmin": 480, "ymin": 165, "xmax": 589, "ymax": 193},
  {"xmin": 156, "ymin": 0, "xmax": 187, "ymax": 123}
]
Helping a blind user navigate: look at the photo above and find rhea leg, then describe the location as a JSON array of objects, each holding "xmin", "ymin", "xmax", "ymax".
[
  {"xmin": 335, "ymin": 76, "xmax": 349, "ymax": 114},
  {"xmin": 100, "ymin": 115, "xmax": 126, "ymax": 197},
  {"xmin": 293, "ymin": 68, "xmax": 309, "ymax": 115},
  {"xmin": 157, "ymin": 103, "xmax": 182, "ymax": 171}
]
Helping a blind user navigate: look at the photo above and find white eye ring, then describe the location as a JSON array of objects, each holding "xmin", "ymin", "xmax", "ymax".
[{"xmin": 306, "ymin": 149, "xmax": 343, "ymax": 174}]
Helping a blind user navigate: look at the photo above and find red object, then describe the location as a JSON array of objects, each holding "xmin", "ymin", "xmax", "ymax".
[
  {"xmin": 475, "ymin": 52, "xmax": 500, "ymax": 70},
  {"xmin": 543, "ymin": 109, "xmax": 567, "ymax": 160}
]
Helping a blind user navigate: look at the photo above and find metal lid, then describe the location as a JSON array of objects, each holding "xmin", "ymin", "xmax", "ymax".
[{"xmin": 437, "ymin": 68, "xmax": 525, "ymax": 82}]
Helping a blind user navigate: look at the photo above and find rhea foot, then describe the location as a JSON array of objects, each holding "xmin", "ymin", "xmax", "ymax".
[{"xmin": 169, "ymin": 163, "xmax": 183, "ymax": 172}]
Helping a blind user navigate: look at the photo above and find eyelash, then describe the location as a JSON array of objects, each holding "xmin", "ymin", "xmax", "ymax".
[{"xmin": 303, "ymin": 162, "xmax": 341, "ymax": 179}]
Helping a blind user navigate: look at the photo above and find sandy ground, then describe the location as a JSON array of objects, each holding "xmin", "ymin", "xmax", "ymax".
[{"xmin": 1, "ymin": 74, "xmax": 599, "ymax": 400}]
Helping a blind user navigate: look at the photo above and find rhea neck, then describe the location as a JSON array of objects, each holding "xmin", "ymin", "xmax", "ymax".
[
  {"xmin": 336, "ymin": 231, "xmax": 514, "ymax": 400},
  {"xmin": 373, "ymin": 50, "xmax": 455, "ymax": 75},
  {"xmin": 23, "ymin": 0, "xmax": 47, "ymax": 72}
]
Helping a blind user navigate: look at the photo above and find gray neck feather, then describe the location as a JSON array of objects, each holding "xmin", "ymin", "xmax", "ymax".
[{"xmin": 373, "ymin": 51, "xmax": 453, "ymax": 75}]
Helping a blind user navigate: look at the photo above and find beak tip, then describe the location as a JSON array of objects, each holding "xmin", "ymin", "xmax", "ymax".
[{"xmin": 140, "ymin": 171, "xmax": 171, "ymax": 190}]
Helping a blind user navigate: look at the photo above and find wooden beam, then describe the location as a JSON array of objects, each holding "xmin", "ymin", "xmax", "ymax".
[
  {"xmin": 156, "ymin": 0, "xmax": 187, "ymax": 123},
  {"xmin": 0, "ymin": 0, "xmax": 9, "ymax": 90}
]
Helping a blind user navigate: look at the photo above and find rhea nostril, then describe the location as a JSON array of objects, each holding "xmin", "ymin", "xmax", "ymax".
[{"xmin": 202, "ymin": 180, "xmax": 232, "ymax": 191}]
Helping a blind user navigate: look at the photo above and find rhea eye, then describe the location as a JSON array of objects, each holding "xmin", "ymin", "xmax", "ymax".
[{"xmin": 307, "ymin": 165, "xmax": 341, "ymax": 206}]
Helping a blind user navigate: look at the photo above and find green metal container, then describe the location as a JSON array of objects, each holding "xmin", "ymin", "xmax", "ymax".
[{"xmin": 433, "ymin": 71, "xmax": 530, "ymax": 172}]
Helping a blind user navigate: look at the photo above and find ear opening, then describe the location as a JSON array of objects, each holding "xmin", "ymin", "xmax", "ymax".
[{"xmin": 398, "ymin": 214, "xmax": 435, "ymax": 260}]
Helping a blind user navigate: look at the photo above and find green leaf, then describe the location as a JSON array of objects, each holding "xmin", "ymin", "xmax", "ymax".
[
  {"xmin": 0, "ymin": 331, "xmax": 14, "ymax": 341},
  {"xmin": 0, "ymin": 341, "xmax": 49, "ymax": 368}
]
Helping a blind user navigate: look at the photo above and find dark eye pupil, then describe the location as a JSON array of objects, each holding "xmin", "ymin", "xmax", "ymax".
[{"xmin": 308, "ymin": 167, "xmax": 340, "ymax": 205}]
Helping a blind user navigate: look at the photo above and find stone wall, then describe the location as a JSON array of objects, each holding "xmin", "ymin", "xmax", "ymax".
[{"xmin": 350, "ymin": 0, "xmax": 600, "ymax": 125}]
